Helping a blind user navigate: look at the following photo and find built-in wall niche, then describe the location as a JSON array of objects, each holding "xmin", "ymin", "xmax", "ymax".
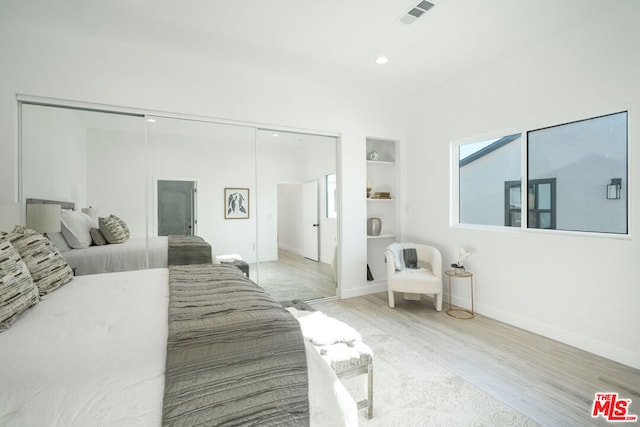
[
  {"xmin": 366, "ymin": 137, "xmax": 399, "ymax": 285},
  {"xmin": 19, "ymin": 101, "xmax": 339, "ymax": 301}
]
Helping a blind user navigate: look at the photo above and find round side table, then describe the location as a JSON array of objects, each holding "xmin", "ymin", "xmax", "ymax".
[{"xmin": 445, "ymin": 270, "xmax": 474, "ymax": 319}]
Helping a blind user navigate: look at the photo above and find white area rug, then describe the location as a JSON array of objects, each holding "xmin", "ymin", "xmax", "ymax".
[{"xmin": 314, "ymin": 304, "xmax": 540, "ymax": 427}]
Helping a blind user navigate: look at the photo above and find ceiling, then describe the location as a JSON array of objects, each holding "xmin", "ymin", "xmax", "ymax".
[{"xmin": 3, "ymin": 0, "xmax": 619, "ymax": 94}]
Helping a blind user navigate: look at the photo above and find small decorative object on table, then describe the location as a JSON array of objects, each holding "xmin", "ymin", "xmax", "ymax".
[{"xmin": 450, "ymin": 247, "xmax": 470, "ymax": 275}]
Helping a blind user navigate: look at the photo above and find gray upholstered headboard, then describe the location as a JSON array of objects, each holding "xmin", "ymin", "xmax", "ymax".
[{"xmin": 26, "ymin": 198, "xmax": 75, "ymax": 210}]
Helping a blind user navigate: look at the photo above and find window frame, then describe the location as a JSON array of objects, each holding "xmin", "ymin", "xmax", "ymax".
[
  {"xmin": 451, "ymin": 108, "xmax": 631, "ymax": 239},
  {"xmin": 504, "ymin": 178, "xmax": 556, "ymax": 229}
]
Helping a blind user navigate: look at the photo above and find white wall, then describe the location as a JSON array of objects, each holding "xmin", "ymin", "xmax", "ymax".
[
  {"xmin": 403, "ymin": 2, "xmax": 640, "ymax": 368},
  {"xmin": 257, "ymin": 139, "xmax": 306, "ymax": 261},
  {"xmin": 0, "ymin": 15, "xmax": 407, "ymax": 298},
  {"xmin": 145, "ymin": 120, "xmax": 257, "ymax": 261},
  {"xmin": 21, "ymin": 104, "xmax": 88, "ymax": 211},
  {"xmin": 86, "ymin": 128, "xmax": 147, "ymax": 238},
  {"xmin": 277, "ymin": 183, "xmax": 304, "ymax": 254}
]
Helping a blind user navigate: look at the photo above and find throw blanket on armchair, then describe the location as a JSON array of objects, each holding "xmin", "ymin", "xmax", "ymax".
[
  {"xmin": 162, "ymin": 263, "xmax": 310, "ymax": 426},
  {"xmin": 385, "ymin": 243, "xmax": 418, "ymax": 270}
]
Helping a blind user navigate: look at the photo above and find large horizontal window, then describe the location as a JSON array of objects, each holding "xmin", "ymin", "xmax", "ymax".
[
  {"xmin": 458, "ymin": 133, "xmax": 522, "ymax": 227},
  {"xmin": 455, "ymin": 111, "xmax": 628, "ymax": 235},
  {"xmin": 527, "ymin": 112, "xmax": 627, "ymax": 234}
]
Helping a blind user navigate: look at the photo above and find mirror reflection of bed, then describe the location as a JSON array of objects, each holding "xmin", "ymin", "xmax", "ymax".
[
  {"xmin": 24, "ymin": 198, "xmax": 213, "ymax": 275},
  {"xmin": 19, "ymin": 102, "xmax": 339, "ymax": 303}
]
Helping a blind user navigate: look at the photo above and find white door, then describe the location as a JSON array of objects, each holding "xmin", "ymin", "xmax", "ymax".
[{"xmin": 303, "ymin": 180, "xmax": 319, "ymax": 261}]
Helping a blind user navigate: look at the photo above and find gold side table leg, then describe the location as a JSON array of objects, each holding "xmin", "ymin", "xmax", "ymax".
[
  {"xmin": 448, "ymin": 275, "xmax": 452, "ymax": 312},
  {"xmin": 470, "ymin": 275, "xmax": 475, "ymax": 316},
  {"xmin": 446, "ymin": 271, "xmax": 474, "ymax": 319}
]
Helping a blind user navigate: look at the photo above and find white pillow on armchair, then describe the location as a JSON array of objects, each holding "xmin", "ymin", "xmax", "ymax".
[{"xmin": 60, "ymin": 210, "xmax": 93, "ymax": 249}]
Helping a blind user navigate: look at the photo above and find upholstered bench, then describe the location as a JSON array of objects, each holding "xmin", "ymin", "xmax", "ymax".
[
  {"xmin": 287, "ymin": 307, "xmax": 374, "ymax": 419},
  {"xmin": 323, "ymin": 341, "xmax": 373, "ymax": 419},
  {"xmin": 216, "ymin": 254, "xmax": 249, "ymax": 277}
]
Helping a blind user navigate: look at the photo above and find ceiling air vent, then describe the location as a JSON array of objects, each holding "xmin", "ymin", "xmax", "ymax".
[{"xmin": 400, "ymin": 0, "xmax": 435, "ymax": 24}]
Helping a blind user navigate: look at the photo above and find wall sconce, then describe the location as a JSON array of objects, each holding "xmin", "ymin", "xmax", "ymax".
[
  {"xmin": 26, "ymin": 204, "xmax": 61, "ymax": 235},
  {"xmin": 606, "ymin": 178, "xmax": 622, "ymax": 200}
]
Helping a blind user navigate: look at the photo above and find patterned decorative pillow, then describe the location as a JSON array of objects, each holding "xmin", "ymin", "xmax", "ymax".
[
  {"xmin": 1, "ymin": 228, "xmax": 74, "ymax": 296},
  {"xmin": 0, "ymin": 240, "xmax": 39, "ymax": 332},
  {"xmin": 110, "ymin": 214, "xmax": 130, "ymax": 239},
  {"xmin": 98, "ymin": 216, "xmax": 128, "ymax": 244},
  {"xmin": 90, "ymin": 228, "xmax": 108, "ymax": 246}
]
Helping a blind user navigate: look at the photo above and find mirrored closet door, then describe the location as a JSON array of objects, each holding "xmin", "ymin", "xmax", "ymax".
[
  {"xmin": 145, "ymin": 116, "xmax": 257, "ymax": 263},
  {"xmin": 255, "ymin": 129, "xmax": 338, "ymax": 301},
  {"xmin": 20, "ymin": 101, "xmax": 339, "ymax": 301},
  {"xmin": 20, "ymin": 103, "xmax": 147, "ymax": 244}
]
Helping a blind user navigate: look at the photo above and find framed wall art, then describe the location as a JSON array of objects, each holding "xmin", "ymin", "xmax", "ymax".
[{"xmin": 224, "ymin": 188, "xmax": 249, "ymax": 219}]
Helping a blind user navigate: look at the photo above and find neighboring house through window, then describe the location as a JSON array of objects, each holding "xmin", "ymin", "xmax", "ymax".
[
  {"xmin": 456, "ymin": 110, "xmax": 627, "ymax": 235},
  {"xmin": 504, "ymin": 179, "xmax": 556, "ymax": 229}
]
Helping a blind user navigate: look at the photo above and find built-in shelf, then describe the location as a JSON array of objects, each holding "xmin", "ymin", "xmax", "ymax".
[
  {"xmin": 367, "ymin": 234, "xmax": 395, "ymax": 240},
  {"xmin": 366, "ymin": 136, "xmax": 399, "ymax": 288},
  {"xmin": 366, "ymin": 160, "xmax": 395, "ymax": 165}
]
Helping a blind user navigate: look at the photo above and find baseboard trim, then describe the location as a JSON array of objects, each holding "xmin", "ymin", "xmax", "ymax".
[
  {"xmin": 278, "ymin": 245, "xmax": 303, "ymax": 256},
  {"xmin": 341, "ymin": 281, "xmax": 388, "ymax": 299},
  {"xmin": 477, "ymin": 302, "xmax": 640, "ymax": 370},
  {"xmin": 344, "ymin": 289, "xmax": 640, "ymax": 369}
]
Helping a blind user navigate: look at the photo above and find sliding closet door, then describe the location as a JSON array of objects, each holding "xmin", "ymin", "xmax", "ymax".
[
  {"xmin": 20, "ymin": 103, "xmax": 147, "ymax": 238},
  {"xmin": 255, "ymin": 129, "xmax": 338, "ymax": 301},
  {"xmin": 20, "ymin": 101, "xmax": 337, "ymax": 293},
  {"xmin": 146, "ymin": 116, "xmax": 257, "ymax": 262}
]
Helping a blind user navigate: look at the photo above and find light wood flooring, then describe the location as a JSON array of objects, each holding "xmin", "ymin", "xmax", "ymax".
[
  {"xmin": 249, "ymin": 249, "xmax": 337, "ymax": 302},
  {"xmin": 312, "ymin": 293, "xmax": 640, "ymax": 427}
]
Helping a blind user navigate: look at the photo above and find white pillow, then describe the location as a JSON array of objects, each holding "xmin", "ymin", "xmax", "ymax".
[
  {"xmin": 60, "ymin": 210, "xmax": 92, "ymax": 249},
  {"xmin": 47, "ymin": 231, "xmax": 71, "ymax": 252}
]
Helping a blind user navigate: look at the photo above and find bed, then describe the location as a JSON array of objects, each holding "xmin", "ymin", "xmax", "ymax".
[
  {"xmin": 26, "ymin": 199, "xmax": 211, "ymax": 275},
  {"xmin": 61, "ymin": 235, "xmax": 168, "ymax": 274},
  {"xmin": 0, "ymin": 265, "xmax": 358, "ymax": 426}
]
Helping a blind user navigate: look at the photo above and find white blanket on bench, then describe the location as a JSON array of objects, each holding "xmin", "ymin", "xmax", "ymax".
[{"xmin": 288, "ymin": 308, "xmax": 373, "ymax": 369}]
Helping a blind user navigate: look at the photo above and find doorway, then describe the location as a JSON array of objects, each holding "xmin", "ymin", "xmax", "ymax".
[
  {"xmin": 303, "ymin": 180, "xmax": 319, "ymax": 261},
  {"xmin": 255, "ymin": 129, "xmax": 338, "ymax": 302},
  {"xmin": 157, "ymin": 179, "xmax": 197, "ymax": 236}
]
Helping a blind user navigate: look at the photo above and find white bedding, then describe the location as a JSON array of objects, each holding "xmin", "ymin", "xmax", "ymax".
[
  {"xmin": 0, "ymin": 268, "xmax": 356, "ymax": 426},
  {"xmin": 61, "ymin": 236, "xmax": 168, "ymax": 276}
]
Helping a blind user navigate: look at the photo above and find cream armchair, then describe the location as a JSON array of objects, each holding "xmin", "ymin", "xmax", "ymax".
[{"xmin": 385, "ymin": 243, "xmax": 443, "ymax": 311}]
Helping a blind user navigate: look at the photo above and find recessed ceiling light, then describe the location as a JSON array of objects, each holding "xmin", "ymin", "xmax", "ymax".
[
  {"xmin": 376, "ymin": 56, "xmax": 389, "ymax": 65},
  {"xmin": 272, "ymin": 133, "xmax": 279, "ymax": 137},
  {"xmin": 147, "ymin": 118, "xmax": 156, "ymax": 123}
]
